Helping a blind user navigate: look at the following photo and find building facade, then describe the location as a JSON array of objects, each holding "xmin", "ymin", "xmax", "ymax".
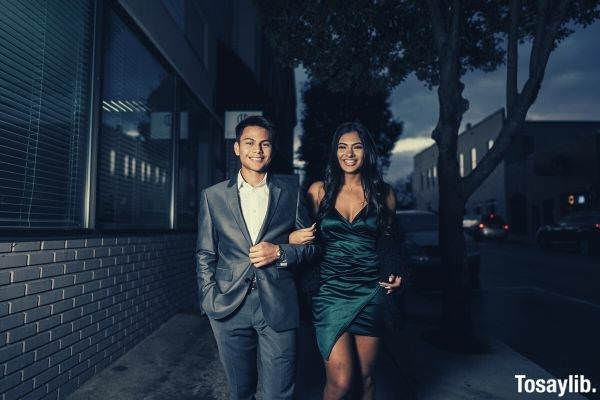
[
  {"xmin": 505, "ymin": 121, "xmax": 600, "ymax": 235},
  {"xmin": 412, "ymin": 109, "xmax": 600, "ymax": 238},
  {"xmin": 0, "ymin": 1, "xmax": 296, "ymax": 399},
  {"xmin": 413, "ymin": 109, "xmax": 506, "ymax": 216}
]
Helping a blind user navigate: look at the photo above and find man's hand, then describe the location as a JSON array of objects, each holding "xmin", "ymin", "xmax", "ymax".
[{"xmin": 249, "ymin": 242, "xmax": 279, "ymax": 268}]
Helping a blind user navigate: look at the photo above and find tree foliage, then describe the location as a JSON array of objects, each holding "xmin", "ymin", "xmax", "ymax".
[
  {"xmin": 257, "ymin": 0, "xmax": 599, "ymax": 90},
  {"xmin": 299, "ymin": 79, "xmax": 403, "ymax": 185}
]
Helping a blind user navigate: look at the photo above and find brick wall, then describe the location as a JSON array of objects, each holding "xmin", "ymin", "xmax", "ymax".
[{"xmin": 0, "ymin": 233, "xmax": 197, "ymax": 400}]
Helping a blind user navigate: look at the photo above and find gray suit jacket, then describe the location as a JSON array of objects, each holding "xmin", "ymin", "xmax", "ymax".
[{"xmin": 195, "ymin": 174, "xmax": 319, "ymax": 331}]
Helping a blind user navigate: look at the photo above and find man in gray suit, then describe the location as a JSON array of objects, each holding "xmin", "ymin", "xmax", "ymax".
[{"xmin": 196, "ymin": 116, "xmax": 318, "ymax": 400}]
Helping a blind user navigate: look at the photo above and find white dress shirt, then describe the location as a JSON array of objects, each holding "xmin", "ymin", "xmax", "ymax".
[{"xmin": 237, "ymin": 171, "xmax": 269, "ymax": 245}]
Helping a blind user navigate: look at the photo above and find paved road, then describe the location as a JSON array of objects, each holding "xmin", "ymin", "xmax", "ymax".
[
  {"xmin": 478, "ymin": 241, "xmax": 600, "ymax": 305},
  {"xmin": 474, "ymin": 241, "xmax": 600, "ymax": 399}
]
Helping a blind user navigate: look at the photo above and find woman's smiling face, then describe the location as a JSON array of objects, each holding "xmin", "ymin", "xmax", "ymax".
[{"xmin": 337, "ymin": 131, "xmax": 364, "ymax": 173}]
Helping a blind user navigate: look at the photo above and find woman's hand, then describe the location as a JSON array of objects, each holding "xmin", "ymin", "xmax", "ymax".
[
  {"xmin": 379, "ymin": 274, "xmax": 402, "ymax": 294},
  {"xmin": 289, "ymin": 223, "xmax": 316, "ymax": 245}
]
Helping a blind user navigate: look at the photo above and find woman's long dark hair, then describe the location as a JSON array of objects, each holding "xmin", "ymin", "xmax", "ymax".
[{"xmin": 317, "ymin": 122, "xmax": 389, "ymax": 230}]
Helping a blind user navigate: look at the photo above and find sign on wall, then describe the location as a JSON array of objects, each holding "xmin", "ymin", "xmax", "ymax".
[{"xmin": 224, "ymin": 110, "xmax": 263, "ymax": 139}]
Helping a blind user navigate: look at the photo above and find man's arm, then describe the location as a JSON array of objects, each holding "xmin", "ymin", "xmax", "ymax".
[
  {"xmin": 278, "ymin": 188, "xmax": 321, "ymax": 268},
  {"xmin": 195, "ymin": 189, "xmax": 218, "ymax": 304}
]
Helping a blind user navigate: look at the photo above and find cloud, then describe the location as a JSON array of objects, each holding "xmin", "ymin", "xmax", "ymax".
[{"xmin": 392, "ymin": 136, "xmax": 435, "ymax": 154}]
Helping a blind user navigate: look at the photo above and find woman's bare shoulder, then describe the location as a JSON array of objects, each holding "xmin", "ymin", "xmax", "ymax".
[
  {"xmin": 307, "ymin": 181, "xmax": 325, "ymax": 208},
  {"xmin": 308, "ymin": 181, "xmax": 325, "ymax": 196}
]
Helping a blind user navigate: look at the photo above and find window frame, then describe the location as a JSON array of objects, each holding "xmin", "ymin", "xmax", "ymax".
[{"xmin": 1, "ymin": 0, "xmax": 217, "ymax": 236}]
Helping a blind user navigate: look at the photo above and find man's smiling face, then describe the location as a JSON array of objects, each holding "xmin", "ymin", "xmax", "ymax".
[{"xmin": 234, "ymin": 125, "xmax": 273, "ymax": 174}]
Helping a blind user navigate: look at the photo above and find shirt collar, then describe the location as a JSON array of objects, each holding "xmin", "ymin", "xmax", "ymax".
[{"xmin": 237, "ymin": 170, "xmax": 268, "ymax": 190}]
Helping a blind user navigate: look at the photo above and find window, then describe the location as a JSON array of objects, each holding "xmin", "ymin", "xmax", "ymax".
[
  {"xmin": 488, "ymin": 139, "xmax": 494, "ymax": 150},
  {"xmin": 459, "ymin": 153, "xmax": 464, "ymax": 177},
  {"xmin": 177, "ymin": 85, "xmax": 211, "ymax": 230},
  {"xmin": 471, "ymin": 147, "xmax": 477, "ymax": 170},
  {"xmin": 162, "ymin": 0, "xmax": 185, "ymax": 30},
  {"xmin": 0, "ymin": 0, "xmax": 95, "ymax": 228},
  {"xmin": 96, "ymin": 6, "xmax": 175, "ymax": 229},
  {"xmin": 427, "ymin": 168, "xmax": 432, "ymax": 189}
]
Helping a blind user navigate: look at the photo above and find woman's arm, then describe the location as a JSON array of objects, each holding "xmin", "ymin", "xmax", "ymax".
[
  {"xmin": 307, "ymin": 181, "xmax": 325, "ymax": 218},
  {"xmin": 384, "ymin": 183, "xmax": 397, "ymax": 226},
  {"xmin": 288, "ymin": 181, "xmax": 324, "ymax": 245},
  {"xmin": 379, "ymin": 184, "xmax": 403, "ymax": 294}
]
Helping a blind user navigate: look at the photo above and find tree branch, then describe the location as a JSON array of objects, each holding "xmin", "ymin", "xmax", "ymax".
[
  {"xmin": 462, "ymin": 0, "xmax": 572, "ymax": 198},
  {"xmin": 506, "ymin": 0, "xmax": 520, "ymax": 117},
  {"xmin": 529, "ymin": 0, "xmax": 550, "ymax": 76},
  {"xmin": 521, "ymin": 0, "xmax": 571, "ymax": 104},
  {"xmin": 448, "ymin": 0, "xmax": 461, "ymax": 59},
  {"xmin": 426, "ymin": 0, "xmax": 448, "ymax": 57},
  {"xmin": 431, "ymin": 0, "xmax": 466, "ymax": 145}
]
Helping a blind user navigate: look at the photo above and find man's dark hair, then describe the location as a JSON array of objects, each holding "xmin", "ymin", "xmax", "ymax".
[{"xmin": 235, "ymin": 115, "xmax": 276, "ymax": 143}]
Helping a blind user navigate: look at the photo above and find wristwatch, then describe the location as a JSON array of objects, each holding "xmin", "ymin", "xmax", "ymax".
[{"xmin": 276, "ymin": 245, "xmax": 287, "ymax": 267}]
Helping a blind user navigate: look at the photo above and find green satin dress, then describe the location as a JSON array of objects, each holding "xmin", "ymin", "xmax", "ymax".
[{"xmin": 313, "ymin": 205, "xmax": 384, "ymax": 360}]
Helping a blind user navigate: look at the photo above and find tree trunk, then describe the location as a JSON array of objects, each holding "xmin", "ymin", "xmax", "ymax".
[
  {"xmin": 434, "ymin": 114, "xmax": 473, "ymax": 344},
  {"xmin": 438, "ymin": 148, "xmax": 470, "ymax": 336},
  {"xmin": 425, "ymin": 0, "xmax": 474, "ymax": 346}
]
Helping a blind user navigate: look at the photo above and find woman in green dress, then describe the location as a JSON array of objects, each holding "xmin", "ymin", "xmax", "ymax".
[{"xmin": 290, "ymin": 122, "xmax": 402, "ymax": 400}]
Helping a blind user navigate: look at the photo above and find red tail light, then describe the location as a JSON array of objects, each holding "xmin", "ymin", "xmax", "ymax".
[
  {"xmin": 595, "ymin": 223, "xmax": 600, "ymax": 230},
  {"xmin": 478, "ymin": 223, "xmax": 485, "ymax": 229},
  {"xmin": 503, "ymin": 224, "xmax": 509, "ymax": 230}
]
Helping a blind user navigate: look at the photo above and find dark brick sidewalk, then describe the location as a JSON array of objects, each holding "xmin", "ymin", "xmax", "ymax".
[{"xmin": 67, "ymin": 311, "xmax": 412, "ymax": 400}]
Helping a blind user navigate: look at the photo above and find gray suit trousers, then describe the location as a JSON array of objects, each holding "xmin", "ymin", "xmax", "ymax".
[{"xmin": 209, "ymin": 287, "xmax": 296, "ymax": 400}]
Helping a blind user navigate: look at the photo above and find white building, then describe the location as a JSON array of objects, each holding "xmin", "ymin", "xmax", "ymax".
[{"xmin": 412, "ymin": 109, "xmax": 506, "ymax": 216}]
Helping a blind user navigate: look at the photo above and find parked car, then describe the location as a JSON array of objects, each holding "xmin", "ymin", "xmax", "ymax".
[
  {"xmin": 536, "ymin": 211, "xmax": 600, "ymax": 255},
  {"xmin": 464, "ymin": 213, "xmax": 509, "ymax": 241},
  {"xmin": 397, "ymin": 210, "xmax": 481, "ymax": 289}
]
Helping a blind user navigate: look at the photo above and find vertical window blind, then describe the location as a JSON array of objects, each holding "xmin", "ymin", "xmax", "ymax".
[{"xmin": 0, "ymin": 0, "xmax": 94, "ymax": 228}]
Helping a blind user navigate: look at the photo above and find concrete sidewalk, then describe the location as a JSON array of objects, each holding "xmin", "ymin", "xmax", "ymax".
[
  {"xmin": 67, "ymin": 299, "xmax": 587, "ymax": 400},
  {"xmin": 385, "ymin": 322, "xmax": 587, "ymax": 400},
  {"xmin": 65, "ymin": 312, "xmax": 404, "ymax": 400},
  {"xmin": 383, "ymin": 291, "xmax": 590, "ymax": 400},
  {"xmin": 66, "ymin": 310, "xmax": 229, "ymax": 400}
]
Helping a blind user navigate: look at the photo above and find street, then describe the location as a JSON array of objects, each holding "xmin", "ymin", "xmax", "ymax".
[{"xmin": 413, "ymin": 240, "xmax": 600, "ymax": 399}]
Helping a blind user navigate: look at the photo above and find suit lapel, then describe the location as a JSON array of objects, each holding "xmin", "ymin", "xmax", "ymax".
[
  {"xmin": 226, "ymin": 179, "xmax": 253, "ymax": 246},
  {"xmin": 255, "ymin": 177, "xmax": 281, "ymax": 243}
]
